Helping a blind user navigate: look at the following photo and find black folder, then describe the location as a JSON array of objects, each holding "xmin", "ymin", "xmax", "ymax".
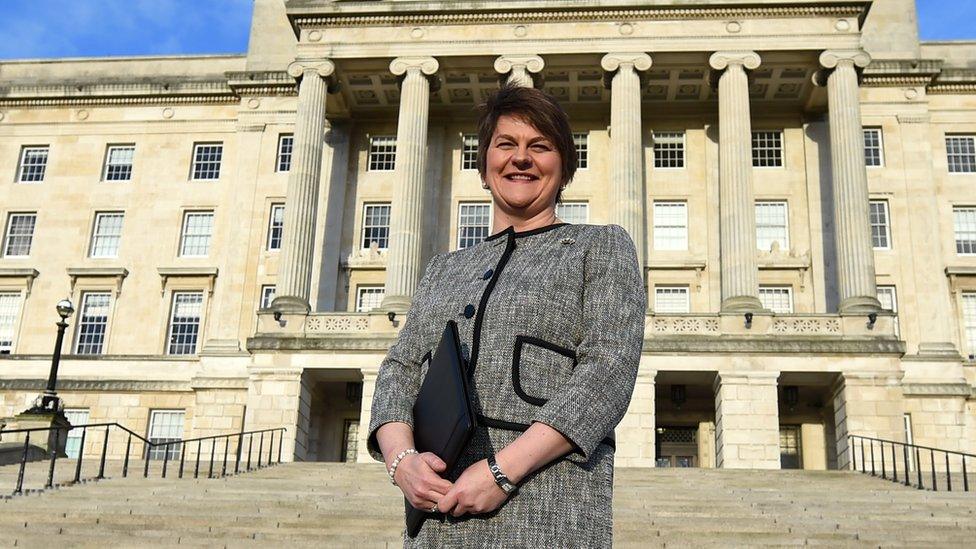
[{"xmin": 405, "ymin": 320, "xmax": 477, "ymax": 538}]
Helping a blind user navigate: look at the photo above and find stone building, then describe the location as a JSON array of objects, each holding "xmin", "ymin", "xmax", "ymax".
[{"xmin": 1, "ymin": 0, "xmax": 974, "ymax": 470}]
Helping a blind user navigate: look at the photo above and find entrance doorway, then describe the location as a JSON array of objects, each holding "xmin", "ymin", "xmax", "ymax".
[
  {"xmin": 777, "ymin": 372, "xmax": 839, "ymax": 470},
  {"xmin": 656, "ymin": 426, "xmax": 698, "ymax": 467},
  {"xmin": 301, "ymin": 369, "xmax": 363, "ymax": 462},
  {"xmin": 654, "ymin": 371, "xmax": 718, "ymax": 468},
  {"xmin": 779, "ymin": 425, "xmax": 802, "ymax": 469}
]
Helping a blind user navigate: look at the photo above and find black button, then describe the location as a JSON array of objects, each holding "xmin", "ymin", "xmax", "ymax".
[
  {"xmin": 482, "ymin": 269, "xmax": 494, "ymax": 280},
  {"xmin": 463, "ymin": 304, "xmax": 476, "ymax": 319}
]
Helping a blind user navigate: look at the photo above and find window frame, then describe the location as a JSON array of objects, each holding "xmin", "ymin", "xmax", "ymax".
[
  {"xmin": 64, "ymin": 409, "xmax": 91, "ymax": 459},
  {"xmin": 166, "ymin": 291, "xmax": 204, "ymax": 356},
  {"xmin": 267, "ymin": 203, "xmax": 285, "ymax": 251},
  {"xmin": 752, "ymin": 130, "xmax": 784, "ymax": 168},
  {"xmin": 89, "ymin": 211, "xmax": 125, "ymax": 258},
  {"xmin": 102, "ymin": 144, "xmax": 135, "ymax": 181},
  {"xmin": 361, "ymin": 203, "xmax": 391, "ymax": 250},
  {"xmin": 16, "ymin": 145, "xmax": 49, "ymax": 183},
  {"xmin": 654, "ymin": 285, "xmax": 691, "ymax": 314},
  {"xmin": 573, "ymin": 132, "xmax": 589, "ymax": 170},
  {"xmin": 0, "ymin": 290, "xmax": 24, "ymax": 355},
  {"xmin": 178, "ymin": 210, "xmax": 215, "ymax": 258},
  {"xmin": 146, "ymin": 409, "xmax": 185, "ymax": 461},
  {"xmin": 653, "ymin": 131, "xmax": 686, "ymax": 169},
  {"xmin": 260, "ymin": 285, "xmax": 276, "ymax": 310},
  {"xmin": 863, "ymin": 128, "xmax": 884, "ymax": 168},
  {"xmin": 946, "ymin": 135, "xmax": 976, "ymax": 174},
  {"xmin": 653, "ymin": 200, "xmax": 689, "ymax": 251},
  {"xmin": 962, "ymin": 292, "xmax": 976, "ymax": 359},
  {"xmin": 759, "ymin": 286, "xmax": 794, "ymax": 314},
  {"xmin": 276, "ymin": 134, "xmax": 294, "ymax": 173},
  {"xmin": 461, "ymin": 134, "xmax": 478, "ymax": 171},
  {"xmin": 190, "ymin": 142, "xmax": 223, "ymax": 181},
  {"xmin": 755, "ymin": 200, "xmax": 790, "ymax": 252},
  {"xmin": 876, "ymin": 285, "xmax": 899, "ymax": 337},
  {"xmin": 3, "ymin": 212, "xmax": 37, "ymax": 258},
  {"xmin": 367, "ymin": 135, "xmax": 397, "ymax": 172},
  {"xmin": 869, "ymin": 200, "xmax": 891, "ymax": 251},
  {"xmin": 556, "ymin": 201, "xmax": 589, "ymax": 225},
  {"xmin": 953, "ymin": 206, "xmax": 976, "ymax": 256},
  {"xmin": 73, "ymin": 291, "xmax": 112, "ymax": 355},
  {"xmin": 355, "ymin": 285, "xmax": 386, "ymax": 313},
  {"xmin": 457, "ymin": 202, "xmax": 491, "ymax": 249}
]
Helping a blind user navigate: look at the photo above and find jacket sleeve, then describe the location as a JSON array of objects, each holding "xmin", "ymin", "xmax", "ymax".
[
  {"xmin": 530, "ymin": 224, "xmax": 646, "ymax": 459},
  {"xmin": 366, "ymin": 253, "xmax": 444, "ymax": 462}
]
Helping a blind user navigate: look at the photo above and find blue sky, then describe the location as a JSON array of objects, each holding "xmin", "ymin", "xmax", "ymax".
[{"xmin": 0, "ymin": 0, "xmax": 971, "ymax": 60}]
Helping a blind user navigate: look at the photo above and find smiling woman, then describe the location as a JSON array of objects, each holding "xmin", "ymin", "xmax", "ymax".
[{"xmin": 369, "ymin": 85, "xmax": 647, "ymax": 547}]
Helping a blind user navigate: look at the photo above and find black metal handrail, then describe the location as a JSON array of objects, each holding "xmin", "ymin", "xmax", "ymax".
[
  {"xmin": 849, "ymin": 434, "xmax": 974, "ymax": 493},
  {"xmin": 0, "ymin": 421, "xmax": 286, "ymax": 497}
]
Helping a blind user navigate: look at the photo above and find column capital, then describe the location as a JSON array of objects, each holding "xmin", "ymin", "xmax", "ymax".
[
  {"xmin": 819, "ymin": 49, "xmax": 871, "ymax": 71},
  {"xmin": 494, "ymin": 54, "xmax": 545, "ymax": 87},
  {"xmin": 600, "ymin": 52, "xmax": 652, "ymax": 74},
  {"xmin": 389, "ymin": 56, "xmax": 440, "ymax": 77},
  {"xmin": 708, "ymin": 51, "xmax": 761, "ymax": 72},
  {"xmin": 287, "ymin": 59, "xmax": 336, "ymax": 79}
]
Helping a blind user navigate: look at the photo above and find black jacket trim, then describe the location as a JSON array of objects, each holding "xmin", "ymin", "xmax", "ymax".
[
  {"xmin": 485, "ymin": 223, "xmax": 569, "ymax": 242},
  {"xmin": 477, "ymin": 414, "xmax": 615, "ymax": 450},
  {"xmin": 512, "ymin": 335, "xmax": 577, "ymax": 406},
  {"xmin": 468, "ymin": 233, "xmax": 516, "ymax": 378}
]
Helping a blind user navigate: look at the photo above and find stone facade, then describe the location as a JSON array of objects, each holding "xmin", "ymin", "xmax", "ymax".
[{"xmin": 0, "ymin": 0, "xmax": 974, "ymax": 471}]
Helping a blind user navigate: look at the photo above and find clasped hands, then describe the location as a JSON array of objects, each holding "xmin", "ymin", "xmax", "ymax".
[{"xmin": 394, "ymin": 452, "xmax": 510, "ymax": 517}]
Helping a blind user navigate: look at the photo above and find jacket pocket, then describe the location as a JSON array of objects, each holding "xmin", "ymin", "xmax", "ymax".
[{"xmin": 512, "ymin": 335, "xmax": 577, "ymax": 406}]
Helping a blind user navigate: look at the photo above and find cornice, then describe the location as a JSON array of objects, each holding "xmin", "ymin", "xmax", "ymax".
[
  {"xmin": 0, "ymin": 378, "xmax": 194, "ymax": 392},
  {"xmin": 226, "ymin": 71, "xmax": 298, "ymax": 97},
  {"xmin": 293, "ymin": 5, "xmax": 865, "ymax": 29},
  {"xmin": 0, "ymin": 80, "xmax": 238, "ymax": 107}
]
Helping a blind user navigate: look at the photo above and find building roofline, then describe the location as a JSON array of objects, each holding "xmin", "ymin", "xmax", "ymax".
[{"xmin": 0, "ymin": 53, "xmax": 246, "ymax": 66}]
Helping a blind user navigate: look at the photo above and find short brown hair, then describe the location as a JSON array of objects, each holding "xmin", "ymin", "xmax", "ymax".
[{"xmin": 476, "ymin": 85, "xmax": 577, "ymax": 203}]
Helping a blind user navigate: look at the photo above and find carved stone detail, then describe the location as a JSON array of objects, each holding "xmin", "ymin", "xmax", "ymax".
[{"xmin": 770, "ymin": 318, "xmax": 841, "ymax": 335}]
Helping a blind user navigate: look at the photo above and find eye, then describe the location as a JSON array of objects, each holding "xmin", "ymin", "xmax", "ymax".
[
  {"xmin": 531, "ymin": 143, "xmax": 552, "ymax": 152},
  {"xmin": 495, "ymin": 139, "xmax": 515, "ymax": 149}
]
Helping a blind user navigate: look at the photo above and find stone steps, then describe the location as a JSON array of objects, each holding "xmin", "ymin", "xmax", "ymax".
[{"xmin": 1, "ymin": 462, "xmax": 974, "ymax": 546}]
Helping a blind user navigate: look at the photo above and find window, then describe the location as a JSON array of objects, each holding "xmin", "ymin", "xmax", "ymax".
[
  {"xmin": 863, "ymin": 128, "xmax": 884, "ymax": 168},
  {"xmin": 179, "ymin": 211, "xmax": 214, "ymax": 257},
  {"xmin": 654, "ymin": 286, "xmax": 690, "ymax": 313},
  {"xmin": 653, "ymin": 201, "xmax": 688, "ymax": 251},
  {"xmin": 946, "ymin": 135, "xmax": 976, "ymax": 174},
  {"xmin": 653, "ymin": 131, "xmax": 685, "ymax": 169},
  {"xmin": 362, "ymin": 204, "xmax": 391, "ymax": 249},
  {"xmin": 0, "ymin": 292, "xmax": 22, "ymax": 354},
  {"xmin": 755, "ymin": 201, "xmax": 789, "ymax": 251},
  {"xmin": 368, "ymin": 136, "xmax": 397, "ymax": 171},
  {"xmin": 759, "ymin": 286, "xmax": 794, "ymax": 314},
  {"xmin": 267, "ymin": 204, "xmax": 285, "ymax": 251},
  {"xmin": 277, "ymin": 134, "xmax": 294, "ymax": 172},
  {"xmin": 89, "ymin": 212, "xmax": 124, "ymax": 258},
  {"xmin": 3, "ymin": 213, "xmax": 36, "ymax": 257},
  {"xmin": 74, "ymin": 292, "xmax": 111, "ymax": 355},
  {"xmin": 17, "ymin": 146, "xmax": 49, "ymax": 182},
  {"xmin": 147, "ymin": 410, "xmax": 184, "ymax": 461},
  {"xmin": 963, "ymin": 293, "xmax": 976, "ymax": 357},
  {"xmin": 103, "ymin": 145, "xmax": 135, "ymax": 181},
  {"xmin": 191, "ymin": 143, "xmax": 223, "ymax": 180},
  {"xmin": 557, "ymin": 202, "xmax": 589, "ymax": 224},
  {"xmin": 573, "ymin": 132, "xmax": 589, "ymax": 169},
  {"xmin": 877, "ymin": 285, "xmax": 899, "ymax": 337},
  {"xmin": 356, "ymin": 285, "xmax": 385, "ymax": 313},
  {"xmin": 167, "ymin": 292, "xmax": 203, "ymax": 355},
  {"xmin": 342, "ymin": 419, "xmax": 360, "ymax": 462},
  {"xmin": 954, "ymin": 207, "xmax": 976, "ymax": 255},
  {"xmin": 458, "ymin": 203, "xmax": 491, "ymax": 249},
  {"xmin": 869, "ymin": 200, "xmax": 891, "ymax": 250},
  {"xmin": 260, "ymin": 285, "xmax": 276, "ymax": 309},
  {"xmin": 461, "ymin": 134, "xmax": 478, "ymax": 171},
  {"xmin": 752, "ymin": 131, "xmax": 783, "ymax": 167},
  {"xmin": 64, "ymin": 409, "xmax": 90, "ymax": 459}
]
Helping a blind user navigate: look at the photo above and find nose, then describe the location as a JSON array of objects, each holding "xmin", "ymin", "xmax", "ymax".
[{"xmin": 512, "ymin": 147, "xmax": 533, "ymax": 170}]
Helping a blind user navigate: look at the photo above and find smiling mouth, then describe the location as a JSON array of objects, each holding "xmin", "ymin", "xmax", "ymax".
[{"xmin": 503, "ymin": 173, "xmax": 539, "ymax": 182}]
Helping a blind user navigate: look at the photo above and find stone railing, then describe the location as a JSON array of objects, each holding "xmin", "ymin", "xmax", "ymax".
[{"xmin": 647, "ymin": 313, "xmax": 891, "ymax": 338}]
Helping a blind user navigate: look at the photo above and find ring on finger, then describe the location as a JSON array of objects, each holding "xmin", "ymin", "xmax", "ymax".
[{"xmin": 429, "ymin": 504, "xmax": 438, "ymax": 513}]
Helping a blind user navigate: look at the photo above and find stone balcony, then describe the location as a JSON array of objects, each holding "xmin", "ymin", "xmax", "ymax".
[{"xmin": 248, "ymin": 310, "xmax": 904, "ymax": 356}]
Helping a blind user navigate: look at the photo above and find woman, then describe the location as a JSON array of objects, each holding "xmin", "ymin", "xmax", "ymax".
[{"xmin": 367, "ymin": 85, "xmax": 646, "ymax": 547}]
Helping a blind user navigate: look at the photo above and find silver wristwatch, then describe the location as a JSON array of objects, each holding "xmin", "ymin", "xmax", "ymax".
[{"xmin": 487, "ymin": 454, "xmax": 517, "ymax": 495}]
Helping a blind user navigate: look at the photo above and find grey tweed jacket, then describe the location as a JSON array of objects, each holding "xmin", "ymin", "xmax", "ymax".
[{"xmin": 367, "ymin": 223, "xmax": 646, "ymax": 548}]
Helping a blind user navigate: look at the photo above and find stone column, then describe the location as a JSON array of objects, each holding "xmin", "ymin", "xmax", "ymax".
[
  {"xmin": 615, "ymin": 368, "xmax": 655, "ymax": 467},
  {"xmin": 357, "ymin": 369, "xmax": 378, "ymax": 463},
  {"xmin": 273, "ymin": 60, "xmax": 335, "ymax": 314},
  {"xmin": 831, "ymin": 373, "xmax": 904, "ymax": 470},
  {"xmin": 381, "ymin": 57, "xmax": 439, "ymax": 311},
  {"xmin": 709, "ymin": 52, "xmax": 763, "ymax": 312},
  {"xmin": 601, "ymin": 53, "xmax": 652, "ymax": 269},
  {"xmin": 817, "ymin": 50, "xmax": 881, "ymax": 314},
  {"xmin": 494, "ymin": 55, "xmax": 545, "ymax": 88},
  {"xmin": 714, "ymin": 371, "xmax": 780, "ymax": 469}
]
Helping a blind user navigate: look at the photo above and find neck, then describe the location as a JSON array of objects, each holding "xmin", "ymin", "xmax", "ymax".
[{"xmin": 492, "ymin": 208, "xmax": 559, "ymax": 234}]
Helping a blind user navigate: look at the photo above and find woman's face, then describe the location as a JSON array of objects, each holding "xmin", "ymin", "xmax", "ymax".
[{"xmin": 484, "ymin": 115, "xmax": 563, "ymax": 218}]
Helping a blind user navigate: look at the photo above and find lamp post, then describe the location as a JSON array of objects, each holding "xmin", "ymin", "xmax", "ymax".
[{"xmin": 25, "ymin": 299, "xmax": 74, "ymax": 415}]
